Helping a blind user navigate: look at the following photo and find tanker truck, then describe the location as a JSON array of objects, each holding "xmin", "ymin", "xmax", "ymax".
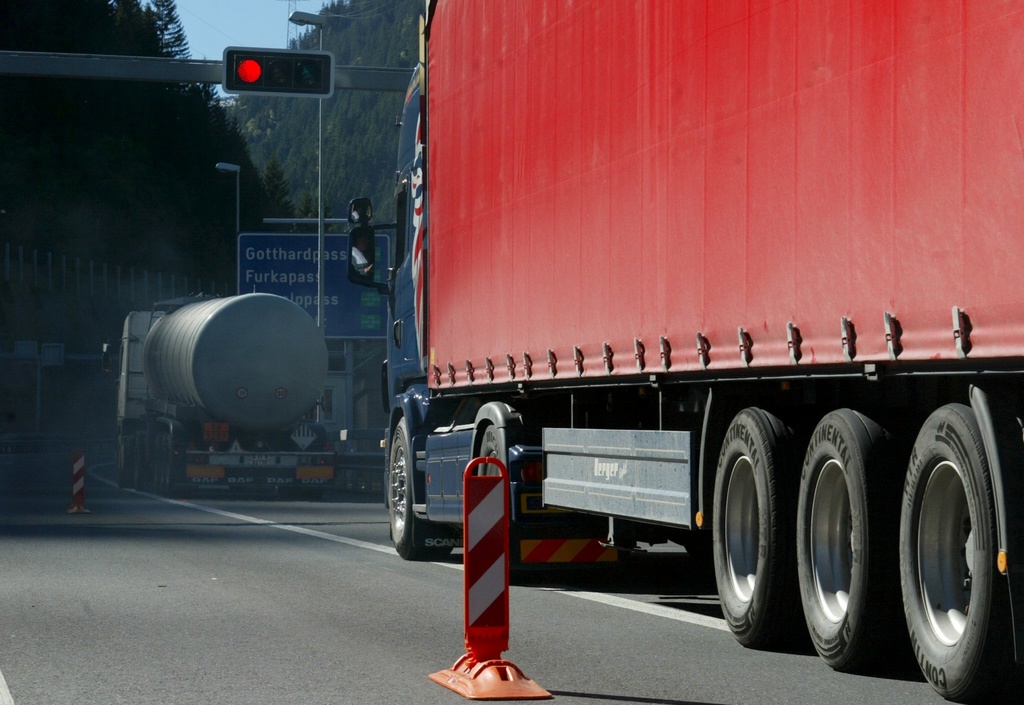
[
  {"xmin": 110, "ymin": 293, "xmax": 336, "ymax": 496},
  {"xmin": 346, "ymin": 1, "xmax": 1024, "ymax": 701}
]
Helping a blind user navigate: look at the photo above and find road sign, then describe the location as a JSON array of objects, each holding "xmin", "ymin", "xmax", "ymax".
[{"xmin": 237, "ymin": 232, "xmax": 388, "ymax": 339}]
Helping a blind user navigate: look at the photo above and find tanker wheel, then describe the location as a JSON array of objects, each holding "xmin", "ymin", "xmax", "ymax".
[
  {"xmin": 796, "ymin": 409, "xmax": 901, "ymax": 672},
  {"xmin": 141, "ymin": 429, "xmax": 159, "ymax": 492},
  {"xmin": 712, "ymin": 407, "xmax": 801, "ymax": 649},
  {"xmin": 154, "ymin": 430, "xmax": 171, "ymax": 496},
  {"xmin": 900, "ymin": 404, "xmax": 1016, "ymax": 702},
  {"xmin": 389, "ymin": 419, "xmax": 451, "ymax": 561},
  {"xmin": 117, "ymin": 434, "xmax": 135, "ymax": 489}
]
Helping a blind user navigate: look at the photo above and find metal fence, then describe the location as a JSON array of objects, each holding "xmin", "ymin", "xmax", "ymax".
[
  {"xmin": 2, "ymin": 242, "xmax": 232, "ymax": 303},
  {"xmin": 0, "ymin": 433, "xmax": 114, "ymax": 462}
]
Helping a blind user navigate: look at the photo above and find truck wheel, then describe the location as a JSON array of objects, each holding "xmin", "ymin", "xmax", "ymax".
[
  {"xmin": 117, "ymin": 434, "xmax": 136, "ymax": 489},
  {"xmin": 154, "ymin": 430, "xmax": 170, "ymax": 496},
  {"xmin": 900, "ymin": 404, "xmax": 1015, "ymax": 701},
  {"xmin": 389, "ymin": 419, "xmax": 451, "ymax": 561},
  {"xmin": 712, "ymin": 408, "xmax": 801, "ymax": 648},
  {"xmin": 139, "ymin": 429, "xmax": 157, "ymax": 492},
  {"xmin": 797, "ymin": 410, "xmax": 900, "ymax": 672},
  {"xmin": 477, "ymin": 424, "xmax": 509, "ymax": 476}
]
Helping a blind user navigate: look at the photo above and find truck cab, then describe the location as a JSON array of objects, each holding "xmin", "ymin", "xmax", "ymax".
[{"xmin": 348, "ymin": 66, "xmax": 612, "ymax": 564}]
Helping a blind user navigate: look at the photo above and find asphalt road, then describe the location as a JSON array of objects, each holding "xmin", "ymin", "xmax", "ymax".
[{"xmin": 1, "ymin": 452, "xmax": 944, "ymax": 705}]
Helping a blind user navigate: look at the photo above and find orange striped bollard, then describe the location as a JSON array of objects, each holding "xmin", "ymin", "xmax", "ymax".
[
  {"xmin": 429, "ymin": 456, "xmax": 550, "ymax": 700},
  {"xmin": 67, "ymin": 449, "xmax": 90, "ymax": 514}
]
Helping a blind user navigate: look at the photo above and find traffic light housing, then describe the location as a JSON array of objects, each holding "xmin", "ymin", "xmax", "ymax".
[{"xmin": 223, "ymin": 47, "xmax": 334, "ymax": 98}]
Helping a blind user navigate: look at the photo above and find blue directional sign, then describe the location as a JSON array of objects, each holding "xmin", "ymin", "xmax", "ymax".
[{"xmin": 237, "ymin": 232, "xmax": 388, "ymax": 339}]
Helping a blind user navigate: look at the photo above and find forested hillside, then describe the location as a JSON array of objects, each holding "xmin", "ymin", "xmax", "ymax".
[
  {"xmin": 230, "ymin": 0, "xmax": 421, "ymax": 228},
  {"xmin": 0, "ymin": 0, "xmax": 419, "ymax": 285},
  {"xmin": 0, "ymin": 0, "xmax": 259, "ymax": 284}
]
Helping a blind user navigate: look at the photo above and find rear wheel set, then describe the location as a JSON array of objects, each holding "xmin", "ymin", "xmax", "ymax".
[{"xmin": 711, "ymin": 403, "xmax": 1018, "ymax": 699}]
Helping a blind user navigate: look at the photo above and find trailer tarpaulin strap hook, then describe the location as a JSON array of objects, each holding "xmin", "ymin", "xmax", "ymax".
[
  {"xmin": 429, "ymin": 457, "xmax": 551, "ymax": 700},
  {"xmin": 67, "ymin": 449, "xmax": 90, "ymax": 514}
]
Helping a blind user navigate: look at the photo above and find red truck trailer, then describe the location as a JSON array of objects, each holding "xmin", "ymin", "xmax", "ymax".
[{"xmin": 350, "ymin": 2, "xmax": 1024, "ymax": 700}]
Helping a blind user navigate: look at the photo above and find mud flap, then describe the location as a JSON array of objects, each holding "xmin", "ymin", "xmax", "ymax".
[
  {"xmin": 970, "ymin": 384, "xmax": 1024, "ymax": 664},
  {"xmin": 413, "ymin": 518, "xmax": 462, "ymax": 552}
]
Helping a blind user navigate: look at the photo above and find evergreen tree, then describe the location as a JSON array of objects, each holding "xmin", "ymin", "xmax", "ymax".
[
  {"xmin": 150, "ymin": 0, "xmax": 189, "ymax": 59},
  {"xmin": 262, "ymin": 155, "xmax": 296, "ymax": 227},
  {"xmin": 230, "ymin": 0, "xmax": 422, "ymax": 228},
  {"xmin": 113, "ymin": 0, "xmax": 161, "ymax": 56},
  {"xmin": 297, "ymin": 191, "xmax": 318, "ymax": 220},
  {"xmin": 0, "ymin": 0, "xmax": 265, "ymax": 286}
]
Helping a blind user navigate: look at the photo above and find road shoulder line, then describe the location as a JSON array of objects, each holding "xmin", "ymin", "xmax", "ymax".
[{"xmin": 93, "ymin": 471, "xmax": 729, "ymax": 634}]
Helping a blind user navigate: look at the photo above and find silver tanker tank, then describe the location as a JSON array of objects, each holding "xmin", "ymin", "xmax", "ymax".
[{"xmin": 143, "ymin": 293, "xmax": 327, "ymax": 431}]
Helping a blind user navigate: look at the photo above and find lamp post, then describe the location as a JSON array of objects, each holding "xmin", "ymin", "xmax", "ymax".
[
  {"xmin": 290, "ymin": 10, "xmax": 328, "ymax": 332},
  {"xmin": 214, "ymin": 162, "xmax": 241, "ymax": 236}
]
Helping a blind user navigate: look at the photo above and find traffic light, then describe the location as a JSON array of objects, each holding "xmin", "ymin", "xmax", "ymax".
[{"xmin": 223, "ymin": 47, "xmax": 334, "ymax": 98}]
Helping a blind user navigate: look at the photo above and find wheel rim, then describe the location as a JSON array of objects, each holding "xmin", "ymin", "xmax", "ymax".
[
  {"xmin": 724, "ymin": 455, "xmax": 759, "ymax": 603},
  {"xmin": 810, "ymin": 459, "xmax": 852, "ymax": 623},
  {"xmin": 918, "ymin": 460, "xmax": 972, "ymax": 646},
  {"xmin": 390, "ymin": 442, "xmax": 408, "ymax": 537}
]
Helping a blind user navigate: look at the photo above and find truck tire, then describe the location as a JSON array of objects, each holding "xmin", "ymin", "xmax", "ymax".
[
  {"xmin": 139, "ymin": 429, "xmax": 157, "ymax": 491},
  {"xmin": 117, "ymin": 434, "xmax": 136, "ymax": 489},
  {"xmin": 900, "ymin": 404, "xmax": 1015, "ymax": 702},
  {"xmin": 389, "ymin": 419, "xmax": 452, "ymax": 561},
  {"xmin": 796, "ymin": 409, "xmax": 901, "ymax": 672},
  {"xmin": 154, "ymin": 430, "xmax": 170, "ymax": 496},
  {"xmin": 477, "ymin": 424, "xmax": 508, "ymax": 476},
  {"xmin": 712, "ymin": 408, "xmax": 801, "ymax": 649}
]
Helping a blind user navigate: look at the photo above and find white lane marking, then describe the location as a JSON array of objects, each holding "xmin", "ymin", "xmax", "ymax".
[
  {"xmin": 541, "ymin": 588, "xmax": 731, "ymax": 632},
  {"xmin": 92, "ymin": 471, "xmax": 729, "ymax": 632},
  {"xmin": 0, "ymin": 666, "xmax": 15, "ymax": 705},
  {"xmin": 91, "ymin": 474, "xmax": 397, "ymax": 555}
]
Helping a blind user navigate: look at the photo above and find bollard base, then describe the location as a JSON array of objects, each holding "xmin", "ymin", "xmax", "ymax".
[
  {"xmin": 66, "ymin": 505, "xmax": 91, "ymax": 514},
  {"xmin": 430, "ymin": 653, "xmax": 552, "ymax": 700}
]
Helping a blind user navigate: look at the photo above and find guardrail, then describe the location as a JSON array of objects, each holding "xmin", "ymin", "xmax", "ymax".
[
  {"xmin": 0, "ymin": 435, "xmax": 114, "ymax": 461},
  {"xmin": 3, "ymin": 242, "xmax": 231, "ymax": 302}
]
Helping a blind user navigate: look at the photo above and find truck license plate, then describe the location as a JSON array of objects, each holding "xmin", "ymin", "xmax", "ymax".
[{"xmin": 247, "ymin": 455, "xmax": 273, "ymax": 466}]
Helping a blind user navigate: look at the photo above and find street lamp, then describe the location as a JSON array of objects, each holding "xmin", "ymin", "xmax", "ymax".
[
  {"xmin": 214, "ymin": 162, "xmax": 241, "ymax": 236},
  {"xmin": 290, "ymin": 10, "xmax": 328, "ymax": 332}
]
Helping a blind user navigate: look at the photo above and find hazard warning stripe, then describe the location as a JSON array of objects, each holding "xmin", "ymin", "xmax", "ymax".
[{"xmin": 519, "ymin": 539, "xmax": 617, "ymax": 563}]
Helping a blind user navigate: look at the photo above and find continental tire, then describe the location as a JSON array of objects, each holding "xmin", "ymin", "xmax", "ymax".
[
  {"xmin": 389, "ymin": 419, "xmax": 451, "ymax": 561},
  {"xmin": 713, "ymin": 407, "xmax": 801, "ymax": 648},
  {"xmin": 901, "ymin": 404, "xmax": 1013, "ymax": 702},
  {"xmin": 797, "ymin": 409, "xmax": 901, "ymax": 672}
]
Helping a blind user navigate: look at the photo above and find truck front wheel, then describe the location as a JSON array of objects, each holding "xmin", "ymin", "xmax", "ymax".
[
  {"xmin": 389, "ymin": 419, "xmax": 452, "ymax": 561},
  {"xmin": 477, "ymin": 424, "xmax": 509, "ymax": 476},
  {"xmin": 712, "ymin": 408, "xmax": 801, "ymax": 649},
  {"xmin": 900, "ymin": 404, "xmax": 1015, "ymax": 701}
]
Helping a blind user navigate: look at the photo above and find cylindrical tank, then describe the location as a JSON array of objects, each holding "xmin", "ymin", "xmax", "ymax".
[{"xmin": 143, "ymin": 294, "xmax": 326, "ymax": 431}]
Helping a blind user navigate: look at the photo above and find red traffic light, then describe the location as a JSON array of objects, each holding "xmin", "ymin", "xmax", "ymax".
[
  {"xmin": 222, "ymin": 47, "xmax": 334, "ymax": 98},
  {"xmin": 236, "ymin": 58, "xmax": 262, "ymax": 84}
]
